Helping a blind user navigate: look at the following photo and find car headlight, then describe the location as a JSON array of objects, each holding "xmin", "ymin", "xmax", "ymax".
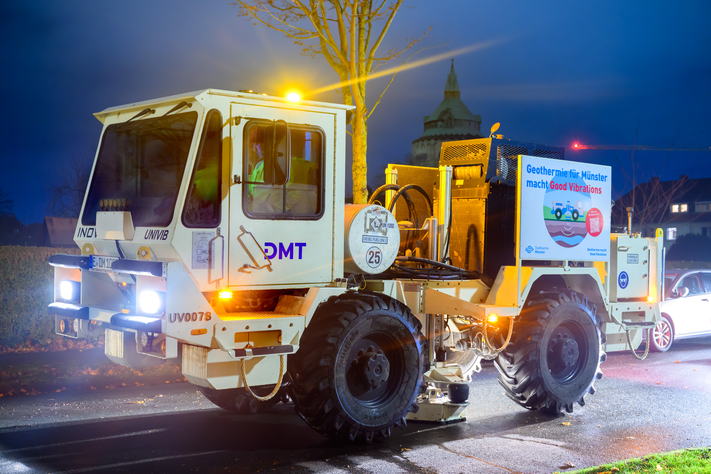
[
  {"xmin": 138, "ymin": 290, "xmax": 165, "ymax": 315},
  {"xmin": 60, "ymin": 280, "xmax": 81, "ymax": 303}
]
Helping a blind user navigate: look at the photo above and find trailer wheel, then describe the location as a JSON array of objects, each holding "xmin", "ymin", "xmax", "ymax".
[
  {"xmin": 494, "ymin": 290, "xmax": 605, "ymax": 415},
  {"xmin": 289, "ymin": 292, "xmax": 427, "ymax": 443},
  {"xmin": 555, "ymin": 209, "xmax": 563, "ymax": 220},
  {"xmin": 198, "ymin": 385, "xmax": 288, "ymax": 414}
]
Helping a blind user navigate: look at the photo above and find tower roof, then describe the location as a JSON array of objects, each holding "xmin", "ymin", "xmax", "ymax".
[
  {"xmin": 444, "ymin": 59, "xmax": 460, "ymax": 99},
  {"xmin": 420, "ymin": 60, "xmax": 480, "ymax": 134}
]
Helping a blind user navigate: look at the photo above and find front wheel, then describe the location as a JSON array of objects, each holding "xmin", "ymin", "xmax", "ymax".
[
  {"xmin": 494, "ymin": 290, "xmax": 605, "ymax": 415},
  {"xmin": 651, "ymin": 316, "xmax": 674, "ymax": 352},
  {"xmin": 288, "ymin": 292, "xmax": 427, "ymax": 443}
]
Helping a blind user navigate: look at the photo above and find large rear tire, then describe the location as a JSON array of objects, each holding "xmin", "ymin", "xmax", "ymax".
[
  {"xmin": 288, "ymin": 291, "xmax": 428, "ymax": 443},
  {"xmin": 494, "ymin": 290, "xmax": 605, "ymax": 415}
]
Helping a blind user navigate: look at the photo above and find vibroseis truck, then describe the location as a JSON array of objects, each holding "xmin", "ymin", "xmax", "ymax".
[{"xmin": 48, "ymin": 89, "xmax": 663, "ymax": 443}]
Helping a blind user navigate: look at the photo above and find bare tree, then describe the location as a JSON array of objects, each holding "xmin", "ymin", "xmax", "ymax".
[
  {"xmin": 45, "ymin": 156, "xmax": 92, "ymax": 218},
  {"xmin": 232, "ymin": 0, "xmax": 429, "ymax": 204},
  {"xmin": 611, "ymin": 127, "xmax": 690, "ymax": 235},
  {"xmin": 613, "ymin": 174, "xmax": 689, "ymax": 235}
]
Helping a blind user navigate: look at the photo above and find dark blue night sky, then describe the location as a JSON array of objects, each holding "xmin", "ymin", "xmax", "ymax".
[{"xmin": 1, "ymin": 0, "xmax": 710, "ymax": 223}]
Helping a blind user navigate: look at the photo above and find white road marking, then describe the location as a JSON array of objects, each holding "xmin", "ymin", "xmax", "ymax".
[
  {"xmin": 57, "ymin": 450, "xmax": 226, "ymax": 473},
  {"xmin": 0, "ymin": 429, "xmax": 167, "ymax": 453}
]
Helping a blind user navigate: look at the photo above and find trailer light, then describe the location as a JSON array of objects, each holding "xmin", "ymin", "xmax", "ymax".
[
  {"xmin": 60, "ymin": 280, "xmax": 81, "ymax": 303},
  {"xmin": 219, "ymin": 290, "xmax": 233, "ymax": 300},
  {"xmin": 191, "ymin": 328, "xmax": 207, "ymax": 335},
  {"xmin": 487, "ymin": 314, "xmax": 499, "ymax": 324},
  {"xmin": 138, "ymin": 290, "xmax": 165, "ymax": 315},
  {"xmin": 647, "ymin": 296, "xmax": 655, "ymax": 303},
  {"xmin": 286, "ymin": 92, "xmax": 301, "ymax": 102}
]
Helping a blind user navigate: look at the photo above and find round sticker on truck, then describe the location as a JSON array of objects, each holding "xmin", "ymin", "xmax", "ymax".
[
  {"xmin": 618, "ymin": 271, "xmax": 629, "ymax": 289},
  {"xmin": 366, "ymin": 247, "xmax": 382, "ymax": 268}
]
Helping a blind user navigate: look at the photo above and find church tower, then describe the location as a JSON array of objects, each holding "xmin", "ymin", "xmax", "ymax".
[{"xmin": 411, "ymin": 60, "xmax": 483, "ymax": 167}]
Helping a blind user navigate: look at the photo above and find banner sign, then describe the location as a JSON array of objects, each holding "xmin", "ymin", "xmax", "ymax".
[{"xmin": 518, "ymin": 155, "xmax": 611, "ymax": 262}]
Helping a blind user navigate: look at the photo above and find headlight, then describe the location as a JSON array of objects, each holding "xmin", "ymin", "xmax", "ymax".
[
  {"xmin": 139, "ymin": 290, "xmax": 165, "ymax": 315},
  {"xmin": 140, "ymin": 331, "xmax": 149, "ymax": 348},
  {"xmin": 60, "ymin": 280, "xmax": 81, "ymax": 303}
]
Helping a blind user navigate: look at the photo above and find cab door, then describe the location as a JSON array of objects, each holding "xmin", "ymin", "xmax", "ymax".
[{"xmin": 227, "ymin": 102, "xmax": 336, "ymax": 288}]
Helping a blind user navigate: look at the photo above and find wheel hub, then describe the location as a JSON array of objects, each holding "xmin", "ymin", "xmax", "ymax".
[
  {"xmin": 354, "ymin": 351, "xmax": 390, "ymax": 390},
  {"xmin": 548, "ymin": 333, "xmax": 580, "ymax": 372}
]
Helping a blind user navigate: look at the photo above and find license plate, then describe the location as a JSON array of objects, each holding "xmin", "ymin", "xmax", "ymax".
[{"xmin": 91, "ymin": 255, "xmax": 119, "ymax": 272}]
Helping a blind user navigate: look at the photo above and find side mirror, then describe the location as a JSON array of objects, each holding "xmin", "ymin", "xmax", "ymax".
[{"xmin": 678, "ymin": 286, "xmax": 690, "ymax": 298}]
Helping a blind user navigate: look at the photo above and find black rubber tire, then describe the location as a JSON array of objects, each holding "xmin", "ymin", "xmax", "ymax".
[
  {"xmin": 494, "ymin": 290, "xmax": 606, "ymax": 415},
  {"xmin": 650, "ymin": 316, "xmax": 674, "ymax": 352},
  {"xmin": 555, "ymin": 209, "xmax": 563, "ymax": 220},
  {"xmin": 198, "ymin": 385, "xmax": 288, "ymax": 414},
  {"xmin": 288, "ymin": 291, "xmax": 428, "ymax": 443},
  {"xmin": 572, "ymin": 210, "xmax": 579, "ymax": 221}
]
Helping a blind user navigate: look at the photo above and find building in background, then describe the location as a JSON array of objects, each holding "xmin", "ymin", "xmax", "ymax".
[
  {"xmin": 613, "ymin": 175, "xmax": 711, "ymax": 256},
  {"xmin": 410, "ymin": 60, "xmax": 483, "ymax": 167}
]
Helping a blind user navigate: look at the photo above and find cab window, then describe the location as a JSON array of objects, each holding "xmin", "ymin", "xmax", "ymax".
[
  {"xmin": 243, "ymin": 120, "xmax": 323, "ymax": 219},
  {"xmin": 183, "ymin": 110, "xmax": 222, "ymax": 227}
]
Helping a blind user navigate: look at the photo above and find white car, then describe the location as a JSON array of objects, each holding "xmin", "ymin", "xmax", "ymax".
[{"xmin": 651, "ymin": 269, "xmax": 711, "ymax": 351}]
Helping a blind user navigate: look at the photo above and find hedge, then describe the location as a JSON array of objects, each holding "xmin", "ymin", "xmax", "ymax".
[{"xmin": 0, "ymin": 246, "xmax": 80, "ymax": 349}]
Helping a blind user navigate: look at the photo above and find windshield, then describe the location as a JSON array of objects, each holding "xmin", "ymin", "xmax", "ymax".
[{"xmin": 82, "ymin": 111, "xmax": 199, "ymax": 227}]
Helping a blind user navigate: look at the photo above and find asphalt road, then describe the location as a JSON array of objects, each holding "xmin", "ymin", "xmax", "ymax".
[{"xmin": 1, "ymin": 339, "xmax": 710, "ymax": 474}]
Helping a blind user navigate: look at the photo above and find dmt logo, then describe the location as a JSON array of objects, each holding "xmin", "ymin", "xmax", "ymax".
[
  {"xmin": 618, "ymin": 271, "xmax": 629, "ymax": 289},
  {"xmin": 525, "ymin": 245, "xmax": 534, "ymax": 254},
  {"xmin": 264, "ymin": 242, "xmax": 306, "ymax": 260}
]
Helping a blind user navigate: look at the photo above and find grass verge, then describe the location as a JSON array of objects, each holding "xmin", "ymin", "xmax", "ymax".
[{"xmin": 562, "ymin": 448, "xmax": 711, "ymax": 473}]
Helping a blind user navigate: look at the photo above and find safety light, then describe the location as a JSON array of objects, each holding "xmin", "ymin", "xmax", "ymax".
[
  {"xmin": 647, "ymin": 295, "xmax": 655, "ymax": 303},
  {"xmin": 573, "ymin": 143, "xmax": 579, "ymax": 149},
  {"xmin": 60, "ymin": 280, "xmax": 81, "ymax": 303},
  {"xmin": 219, "ymin": 290, "xmax": 233, "ymax": 300},
  {"xmin": 487, "ymin": 314, "xmax": 499, "ymax": 324},
  {"xmin": 138, "ymin": 290, "xmax": 165, "ymax": 315},
  {"xmin": 286, "ymin": 92, "xmax": 301, "ymax": 102}
]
